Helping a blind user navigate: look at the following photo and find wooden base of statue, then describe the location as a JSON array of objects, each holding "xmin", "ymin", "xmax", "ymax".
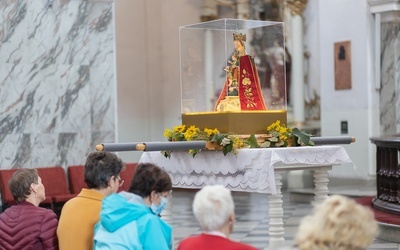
[{"xmin": 182, "ymin": 110, "xmax": 287, "ymax": 134}]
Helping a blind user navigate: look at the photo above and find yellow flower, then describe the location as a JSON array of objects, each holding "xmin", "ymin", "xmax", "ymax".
[
  {"xmin": 163, "ymin": 129, "xmax": 171, "ymax": 138},
  {"xmin": 267, "ymin": 120, "xmax": 283, "ymax": 132},
  {"xmin": 233, "ymin": 137, "xmax": 243, "ymax": 147},
  {"xmin": 173, "ymin": 125, "xmax": 186, "ymax": 133},
  {"xmin": 204, "ymin": 128, "xmax": 214, "ymax": 137},
  {"xmin": 204, "ymin": 128, "xmax": 219, "ymax": 137},
  {"xmin": 184, "ymin": 125, "xmax": 198, "ymax": 140}
]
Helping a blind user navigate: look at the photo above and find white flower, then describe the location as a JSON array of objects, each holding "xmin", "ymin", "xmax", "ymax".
[{"xmin": 221, "ymin": 137, "xmax": 231, "ymax": 146}]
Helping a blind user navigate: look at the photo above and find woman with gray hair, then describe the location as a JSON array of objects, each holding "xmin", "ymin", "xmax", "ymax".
[
  {"xmin": 0, "ymin": 168, "xmax": 58, "ymax": 249},
  {"xmin": 178, "ymin": 185, "xmax": 257, "ymax": 250}
]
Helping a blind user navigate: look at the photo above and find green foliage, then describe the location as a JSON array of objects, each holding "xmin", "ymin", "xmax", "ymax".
[{"xmin": 292, "ymin": 128, "xmax": 314, "ymax": 146}]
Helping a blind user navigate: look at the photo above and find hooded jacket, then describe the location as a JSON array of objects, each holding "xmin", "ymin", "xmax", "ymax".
[{"xmin": 94, "ymin": 191, "xmax": 172, "ymax": 250}]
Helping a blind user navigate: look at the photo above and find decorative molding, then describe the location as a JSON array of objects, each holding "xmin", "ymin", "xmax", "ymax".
[
  {"xmin": 286, "ymin": 0, "xmax": 308, "ymax": 16},
  {"xmin": 368, "ymin": 0, "xmax": 400, "ymax": 13}
]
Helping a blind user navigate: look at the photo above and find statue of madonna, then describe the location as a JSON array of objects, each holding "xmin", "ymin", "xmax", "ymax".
[{"xmin": 215, "ymin": 32, "xmax": 267, "ymax": 111}]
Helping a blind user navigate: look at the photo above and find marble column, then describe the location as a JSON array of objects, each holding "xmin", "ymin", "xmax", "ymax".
[
  {"xmin": 286, "ymin": 0, "xmax": 308, "ymax": 125},
  {"xmin": 369, "ymin": 0, "xmax": 400, "ymax": 134},
  {"xmin": 0, "ymin": 0, "xmax": 116, "ymax": 169}
]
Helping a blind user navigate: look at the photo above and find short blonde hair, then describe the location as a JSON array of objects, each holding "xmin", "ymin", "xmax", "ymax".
[{"xmin": 295, "ymin": 195, "xmax": 378, "ymax": 250}]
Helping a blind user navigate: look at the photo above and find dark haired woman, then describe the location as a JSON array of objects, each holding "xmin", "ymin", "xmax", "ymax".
[
  {"xmin": 0, "ymin": 168, "xmax": 58, "ymax": 249},
  {"xmin": 57, "ymin": 151, "xmax": 125, "ymax": 250},
  {"xmin": 94, "ymin": 163, "xmax": 173, "ymax": 249}
]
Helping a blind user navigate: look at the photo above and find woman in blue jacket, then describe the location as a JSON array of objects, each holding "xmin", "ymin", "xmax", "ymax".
[{"xmin": 94, "ymin": 163, "xmax": 173, "ymax": 249}]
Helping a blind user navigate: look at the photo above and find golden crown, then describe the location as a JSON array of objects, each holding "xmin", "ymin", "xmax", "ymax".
[{"xmin": 233, "ymin": 32, "xmax": 246, "ymax": 42}]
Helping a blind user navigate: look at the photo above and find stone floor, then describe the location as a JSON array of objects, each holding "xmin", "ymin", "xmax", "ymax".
[{"xmin": 161, "ymin": 178, "xmax": 400, "ymax": 250}]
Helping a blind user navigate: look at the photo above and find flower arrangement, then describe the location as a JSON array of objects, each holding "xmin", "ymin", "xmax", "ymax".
[
  {"xmin": 163, "ymin": 120, "xmax": 314, "ymax": 158},
  {"xmin": 163, "ymin": 125, "xmax": 243, "ymax": 157},
  {"xmin": 259, "ymin": 120, "xmax": 314, "ymax": 147}
]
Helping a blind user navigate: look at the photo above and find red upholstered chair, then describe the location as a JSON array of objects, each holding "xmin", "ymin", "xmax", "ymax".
[
  {"xmin": 67, "ymin": 165, "xmax": 88, "ymax": 194},
  {"xmin": 118, "ymin": 163, "xmax": 138, "ymax": 192},
  {"xmin": 0, "ymin": 169, "xmax": 18, "ymax": 210},
  {"xmin": 0, "ymin": 168, "xmax": 52, "ymax": 211},
  {"xmin": 37, "ymin": 167, "xmax": 76, "ymax": 204}
]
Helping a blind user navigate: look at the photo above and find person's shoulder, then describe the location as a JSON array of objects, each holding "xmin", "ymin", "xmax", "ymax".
[
  {"xmin": 31, "ymin": 206, "xmax": 57, "ymax": 219},
  {"xmin": 15, "ymin": 203, "xmax": 53, "ymax": 214},
  {"xmin": 102, "ymin": 193, "xmax": 129, "ymax": 208},
  {"xmin": 177, "ymin": 235, "xmax": 201, "ymax": 249},
  {"xmin": 61, "ymin": 195, "xmax": 80, "ymax": 207}
]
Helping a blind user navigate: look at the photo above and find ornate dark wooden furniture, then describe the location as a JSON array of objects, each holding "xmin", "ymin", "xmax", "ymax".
[{"xmin": 370, "ymin": 135, "xmax": 400, "ymax": 215}]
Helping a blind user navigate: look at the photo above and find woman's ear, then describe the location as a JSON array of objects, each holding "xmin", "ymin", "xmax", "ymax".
[
  {"xmin": 30, "ymin": 183, "xmax": 37, "ymax": 194},
  {"xmin": 229, "ymin": 212, "xmax": 235, "ymax": 223},
  {"xmin": 228, "ymin": 212, "xmax": 235, "ymax": 234},
  {"xmin": 108, "ymin": 175, "xmax": 115, "ymax": 187},
  {"xmin": 149, "ymin": 190, "xmax": 158, "ymax": 202}
]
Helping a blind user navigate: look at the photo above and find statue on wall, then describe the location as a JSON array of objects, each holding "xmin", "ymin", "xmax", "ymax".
[
  {"xmin": 215, "ymin": 32, "xmax": 267, "ymax": 111},
  {"xmin": 265, "ymin": 37, "xmax": 290, "ymax": 104}
]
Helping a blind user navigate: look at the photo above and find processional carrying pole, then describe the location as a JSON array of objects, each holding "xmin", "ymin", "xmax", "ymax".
[
  {"xmin": 95, "ymin": 141, "xmax": 207, "ymax": 152},
  {"xmin": 310, "ymin": 136, "xmax": 355, "ymax": 145},
  {"xmin": 95, "ymin": 136, "xmax": 355, "ymax": 153}
]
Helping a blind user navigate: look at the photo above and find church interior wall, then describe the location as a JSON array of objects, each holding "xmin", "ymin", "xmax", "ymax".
[
  {"xmin": 318, "ymin": 0, "xmax": 379, "ymax": 179},
  {"xmin": 0, "ymin": 0, "xmax": 116, "ymax": 169},
  {"xmin": 115, "ymin": 0, "xmax": 203, "ymax": 163}
]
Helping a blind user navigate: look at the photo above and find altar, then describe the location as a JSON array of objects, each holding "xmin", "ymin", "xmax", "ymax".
[{"xmin": 139, "ymin": 145, "xmax": 354, "ymax": 249}]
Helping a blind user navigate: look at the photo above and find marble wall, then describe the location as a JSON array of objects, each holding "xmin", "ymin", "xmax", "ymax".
[
  {"xmin": 380, "ymin": 14, "xmax": 400, "ymax": 135},
  {"xmin": 0, "ymin": 0, "xmax": 116, "ymax": 169}
]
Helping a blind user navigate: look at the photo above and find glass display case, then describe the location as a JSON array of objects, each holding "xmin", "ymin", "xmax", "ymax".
[{"xmin": 180, "ymin": 18, "xmax": 287, "ymax": 134}]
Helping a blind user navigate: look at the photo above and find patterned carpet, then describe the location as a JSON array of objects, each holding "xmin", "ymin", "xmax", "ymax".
[{"xmin": 161, "ymin": 188, "xmax": 400, "ymax": 250}]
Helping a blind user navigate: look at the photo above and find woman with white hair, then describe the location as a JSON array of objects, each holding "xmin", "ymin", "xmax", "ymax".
[{"xmin": 178, "ymin": 185, "xmax": 257, "ymax": 250}]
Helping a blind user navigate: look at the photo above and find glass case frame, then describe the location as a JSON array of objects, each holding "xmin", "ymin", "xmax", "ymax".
[{"xmin": 179, "ymin": 18, "xmax": 287, "ymax": 133}]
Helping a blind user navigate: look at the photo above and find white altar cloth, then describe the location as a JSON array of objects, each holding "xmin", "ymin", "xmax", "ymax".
[{"xmin": 139, "ymin": 146, "xmax": 353, "ymax": 194}]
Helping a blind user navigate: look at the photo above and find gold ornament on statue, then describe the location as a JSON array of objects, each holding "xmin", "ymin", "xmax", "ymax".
[{"xmin": 233, "ymin": 32, "xmax": 246, "ymax": 42}]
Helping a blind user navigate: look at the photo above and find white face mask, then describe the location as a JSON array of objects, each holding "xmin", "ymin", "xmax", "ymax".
[{"xmin": 150, "ymin": 193, "xmax": 167, "ymax": 215}]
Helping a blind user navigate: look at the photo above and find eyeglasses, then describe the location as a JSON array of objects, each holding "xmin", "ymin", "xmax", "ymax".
[
  {"xmin": 116, "ymin": 176, "xmax": 124, "ymax": 187},
  {"xmin": 159, "ymin": 190, "xmax": 173, "ymax": 199}
]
